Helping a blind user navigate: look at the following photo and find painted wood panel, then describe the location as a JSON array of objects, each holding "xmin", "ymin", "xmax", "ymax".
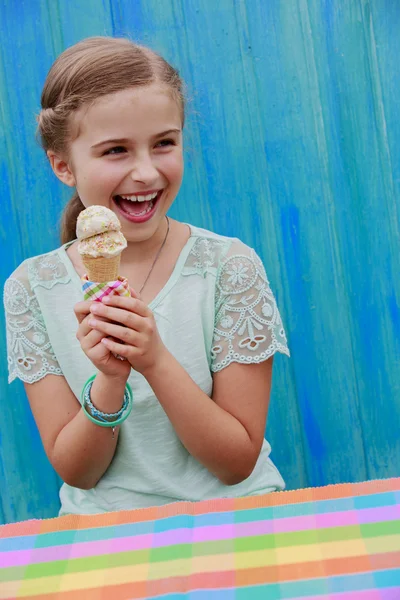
[{"xmin": 0, "ymin": 0, "xmax": 398, "ymax": 524}]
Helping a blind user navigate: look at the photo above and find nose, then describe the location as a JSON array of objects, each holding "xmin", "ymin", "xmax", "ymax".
[{"xmin": 130, "ymin": 153, "xmax": 159, "ymax": 184}]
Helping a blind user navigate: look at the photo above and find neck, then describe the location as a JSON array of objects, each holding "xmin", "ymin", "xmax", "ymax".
[{"xmin": 120, "ymin": 217, "xmax": 170, "ymax": 267}]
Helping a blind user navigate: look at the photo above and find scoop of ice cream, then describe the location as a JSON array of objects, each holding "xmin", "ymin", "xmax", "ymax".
[
  {"xmin": 76, "ymin": 206, "xmax": 121, "ymax": 241},
  {"xmin": 78, "ymin": 230, "xmax": 127, "ymax": 259}
]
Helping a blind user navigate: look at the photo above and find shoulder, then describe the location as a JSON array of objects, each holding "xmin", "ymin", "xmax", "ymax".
[
  {"xmin": 184, "ymin": 224, "xmax": 255, "ymax": 278},
  {"xmin": 4, "ymin": 245, "xmax": 72, "ymax": 296}
]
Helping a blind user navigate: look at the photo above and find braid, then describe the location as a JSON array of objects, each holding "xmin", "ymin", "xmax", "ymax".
[{"xmin": 60, "ymin": 192, "xmax": 85, "ymax": 244}]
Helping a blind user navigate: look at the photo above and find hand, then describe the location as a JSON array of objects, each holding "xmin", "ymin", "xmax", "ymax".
[
  {"xmin": 74, "ymin": 299, "xmax": 131, "ymax": 380},
  {"xmin": 87, "ymin": 292, "xmax": 167, "ymax": 376}
]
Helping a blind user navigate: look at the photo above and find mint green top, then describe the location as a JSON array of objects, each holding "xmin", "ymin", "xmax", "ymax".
[{"xmin": 4, "ymin": 225, "xmax": 290, "ymax": 515}]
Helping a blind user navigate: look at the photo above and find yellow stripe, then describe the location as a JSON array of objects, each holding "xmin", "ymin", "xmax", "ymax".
[
  {"xmin": 106, "ymin": 563, "xmax": 150, "ymax": 586},
  {"xmin": 148, "ymin": 557, "xmax": 192, "ymax": 580},
  {"xmin": 16, "ymin": 563, "xmax": 150, "ymax": 596},
  {"xmin": 17, "ymin": 574, "xmax": 61, "ymax": 597},
  {"xmin": 12, "ymin": 536, "xmax": 399, "ymax": 596},
  {"xmin": 60, "ymin": 563, "xmax": 150, "ymax": 592},
  {"xmin": 364, "ymin": 534, "xmax": 400, "ymax": 554},
  {"xmin": 192, "ymin": 552, "xmax": 235, "ymax": 574},
  {"xmin": 276, "ymin": 538, "xmax": 363, "ymax": 564},
  {"xmin": 235, "ymin": 548, "xmax": 277, "ymax": 569}
]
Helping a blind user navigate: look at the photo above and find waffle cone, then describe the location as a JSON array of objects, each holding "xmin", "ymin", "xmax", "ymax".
[{"xmin": 82, "ymin": 255, "xmax": 121, "ymax": 283}]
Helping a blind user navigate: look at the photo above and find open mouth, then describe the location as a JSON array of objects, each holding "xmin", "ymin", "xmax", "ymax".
[{"xmin": 113, "ymin": 190, "xmax": 163, "ymax": 222}]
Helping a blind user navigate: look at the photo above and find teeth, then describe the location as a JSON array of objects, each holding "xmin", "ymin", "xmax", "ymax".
[
  {"xmin": 120, "ymin": 192, "xmax": 159, "ymax": 202},
  {"xmin": 134, "ymin": 201, "xmax": 154, "ymax": 216}
]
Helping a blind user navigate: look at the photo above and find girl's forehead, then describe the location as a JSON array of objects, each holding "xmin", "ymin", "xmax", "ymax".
[{"xmin": 73, "ymin": 84, "xmax": 182, "ymax": 140}]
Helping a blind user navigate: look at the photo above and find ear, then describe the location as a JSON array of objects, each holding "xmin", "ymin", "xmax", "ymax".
[{"xmin": 47, "ymin": 151, "xmax": 76, "ymax": 187}]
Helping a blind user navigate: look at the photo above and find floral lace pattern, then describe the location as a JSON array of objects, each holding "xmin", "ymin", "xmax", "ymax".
[
  {"xmin": 4, "ymin": 253, "xmax": 67, "ymax": 384},
  {"xmin": 211, "ymin": 248, "xmax": 289, "ymax": 372},
  {"xmin": 182, "ymin": 237, "xmax": 228, "ymax": 278},
  {"xmin": 28, "ymin": 253, "xmax": 71, "ymax": 290}
]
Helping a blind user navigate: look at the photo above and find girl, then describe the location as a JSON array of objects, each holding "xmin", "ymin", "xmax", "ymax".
[{"xmin": 4, "ymin": 37, "xmax": 290, "ymax": 515}]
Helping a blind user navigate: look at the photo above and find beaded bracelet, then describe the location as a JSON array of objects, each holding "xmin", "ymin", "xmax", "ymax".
[
  {"xmin": 81, "ymin": 375, "xmax": 133, "ymax": 431},
  {"xmin": 83, "ymin": 382, "xmax": 128, "ymax": 422}
]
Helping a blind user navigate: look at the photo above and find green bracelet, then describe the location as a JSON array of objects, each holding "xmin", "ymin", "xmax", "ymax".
[{"xmin": 81, "ymin": 375, "xmax": 133, "ymax": 428}]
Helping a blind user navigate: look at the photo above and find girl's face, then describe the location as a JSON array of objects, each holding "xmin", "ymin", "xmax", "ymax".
[{"xmin": 50, "ymin": 84, "xmax": 184, "ymax": 243}]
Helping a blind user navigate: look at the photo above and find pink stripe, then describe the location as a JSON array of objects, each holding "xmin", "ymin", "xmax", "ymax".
[
  {"xmin": 235, "ymin": 521, "xmax": 274, "ymax": 537},
  {"xmin": 304, "ymin": 590, "xmax": 400, "ymax": 600},
  {"xmin": 73, "ymin": 533, "xmax": 152, "ymax": 557},
  {"xmin": 357, "ymin": 505, "xmax": 400, "ymax": 524},
  {"xmin": 314, "ymin": 511, "xmax": 357, "ymax": 530},
  {"xmin": 274, "ymin": 505, "xmax": 397, "ymax": 533},
  {"xmin": 235, "ymin": 513, "xmax": 351, "ymax": 536},
  {"xmin": 1, "ymin": 549, "xmax": 32, "ymax": 568},
  {"xmin": 2, "ymin": 544, "xmax": 74, "ymax": 567},
  {"xmin": 153, "ymin": 528, "xmax": 193, "ymax": 547},
  {"xmin": 34, "ymin": 544, "xmax": 74, "ymax": 564},
  {"xmin": 380, "ymin": 589, "xmax": 400, "ymax": 600},
  {"xmin": 193, "ymin": 524, "xmax": 235, "ymax": 543},
  {"xmin": 298, "ymin": 591, "xmax": 384, "ymax": 600},
  {"xmin": 2, "ymin": 533, "xmax": 152, "ymax": 567}
]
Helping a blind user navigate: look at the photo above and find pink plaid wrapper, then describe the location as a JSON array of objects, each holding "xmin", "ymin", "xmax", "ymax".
[{"xmin": 81, "ymin": 276, "xmax": 131, "ymax": 301}]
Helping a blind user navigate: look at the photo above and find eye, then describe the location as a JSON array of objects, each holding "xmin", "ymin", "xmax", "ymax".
[
  {"xmin": 103, "ymin": 146, "xmax": 127, "ymax": 155},
  {"xmin": 155, "ymin": 139, "xmax": 175, "ymax": 148}
]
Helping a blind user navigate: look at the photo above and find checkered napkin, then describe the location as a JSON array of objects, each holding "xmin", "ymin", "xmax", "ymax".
[
  {"xmin": 81, "ymin": 276, "xmax": 131, "ymax": 301},
  {"xmin": 1, "ymin": 479, "xmax": 399, "ymax": 599}
]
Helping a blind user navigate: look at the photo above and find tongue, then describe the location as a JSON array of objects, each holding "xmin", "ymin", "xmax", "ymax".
[{"xmin": 118, "ymin": 197, "xmax": 152, "ymax": 215}]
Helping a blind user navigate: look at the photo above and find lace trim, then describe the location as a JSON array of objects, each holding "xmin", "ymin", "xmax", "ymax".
[
  {"xmin": 182, "ymin": 237, "xmax": 228, "ymax": 278},
  {"xmin": 4, "ymin": 252, "xmax": 67, "ymax": 384},
  {"xmin": 211, "ymin": 249, "xmax": 289, "ymax": 372},
  {"xmin": 28, "ymin": 252, "xmax": 71, "ymax": 290}
]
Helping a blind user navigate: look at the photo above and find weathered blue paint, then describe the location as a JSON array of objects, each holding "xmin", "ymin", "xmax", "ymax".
[{"xmin": 0, "ymin": 1, "xmax": 399, "ymax": 524}]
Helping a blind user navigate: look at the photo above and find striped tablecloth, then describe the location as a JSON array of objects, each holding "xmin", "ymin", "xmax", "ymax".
[{"xmin": 1, "ymin": 478, "xmax": 399, "ymax": 599}]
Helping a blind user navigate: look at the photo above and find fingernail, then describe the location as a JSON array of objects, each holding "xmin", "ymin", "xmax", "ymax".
[
  {"xmin": 91, "ymin": 304, "xmax": 100, "ymax": 313},
  {"xmin": 102, "ymin": 296, "xmax": 111, "ymax": 303},
  {"xmin": 89, "ymin": 319, "xmax": 97, "ymax": 327}
]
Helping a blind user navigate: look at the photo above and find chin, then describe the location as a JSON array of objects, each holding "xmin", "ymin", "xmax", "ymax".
[{"xmin": 124, "ymin": 226, "xmax": 160, "ymax": 244}]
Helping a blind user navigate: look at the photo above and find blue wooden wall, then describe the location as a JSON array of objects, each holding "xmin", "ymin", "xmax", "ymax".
[{"xmin": 0, "ymin": 0, "xmax": 399, "ymax": 524}]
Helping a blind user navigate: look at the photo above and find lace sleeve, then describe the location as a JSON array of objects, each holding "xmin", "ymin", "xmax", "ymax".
[
  {"xmin": 211, "ymin": 241, "xmax": 290, "ymax": 373},
  {"xmin": 3, "ymin": 262, "xmax": 63, "ymax": 384}
]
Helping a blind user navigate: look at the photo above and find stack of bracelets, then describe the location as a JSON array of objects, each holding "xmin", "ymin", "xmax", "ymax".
[{"xmin": 81, "ymin": 375, "xmax": 133, "ymax": 435}]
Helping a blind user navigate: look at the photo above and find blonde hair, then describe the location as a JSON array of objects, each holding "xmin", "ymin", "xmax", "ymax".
[{"xmin": 37, "ymin": 37, "xmax": 185, "ymax": 244}]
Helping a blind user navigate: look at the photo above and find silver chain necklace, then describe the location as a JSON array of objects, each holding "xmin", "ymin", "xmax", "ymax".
[{"xmin": 139, "ymin": 216, "xmax": 170, "ymax": 295}]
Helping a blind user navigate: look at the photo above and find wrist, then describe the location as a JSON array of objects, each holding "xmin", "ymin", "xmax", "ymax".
[
  {"xmin": 141, "ymin": 347, "xmax": 172, "ymax": 381},
  {"xmin": 90, "ymin": 371, "xmax": 130, "ymax": 413},
  {"xmin": 95, "ymin": 370, "xmax": 130, "ymax": 388}
]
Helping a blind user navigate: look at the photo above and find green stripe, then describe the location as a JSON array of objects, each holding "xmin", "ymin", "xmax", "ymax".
[
  {"xmin": 361, "ymin": 520, "xmax": 400, "ymax": 537},
  {"xmin": 317, "ymin": 525, "xmax": 361, "ymax": 543},
  {"xmin": 3, "ymin": 520, "xmax": 399, "ymax": 583},
  {"xmin": 234, "ymin": 533, "xmax": 277, "ymax": 552},
  {"xmin": 24, "ymin": 560, "xmax": 69, "ymax": 579},
  {"xmin": 193, "ymin": 538, "xmax": 235, "ymax": 557},
  {"xmin": 0, "ymin": 565, "xmax": 26, "ymax": 583},
  {"xmin": 150, "ymin": 544, "xmax": 192, "ymax": 562},
  {"xmin": 22, "ymin": 549, "xmax": 151, "ymax": 580}
]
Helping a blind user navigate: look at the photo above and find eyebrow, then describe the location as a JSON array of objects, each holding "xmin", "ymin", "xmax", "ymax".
[{"xmin": 91, "ymin": 129, "xmax": 181, "ymax": 149}]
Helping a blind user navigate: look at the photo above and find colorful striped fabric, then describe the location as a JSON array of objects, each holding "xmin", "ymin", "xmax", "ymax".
[
  {"xmin": 1, "ymin": 479, "xmax": 399, "ymax": 599},
  {"xmin": 81, "ymin": 276, "xmax": 131, "ymax": 302}
]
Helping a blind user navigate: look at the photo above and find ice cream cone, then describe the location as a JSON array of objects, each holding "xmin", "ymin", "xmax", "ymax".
[{"xmin": 82, "ymin": 254, "xmax": 121, "ymax": 283}]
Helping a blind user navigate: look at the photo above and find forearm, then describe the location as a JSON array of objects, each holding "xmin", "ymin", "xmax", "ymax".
[
  {"xmin": 144, "ymin": 353, "xmax": 258, "ymax": 485},
  {"xmin": 52, "ymin": 373, "xmax": 127, "ymax": 489}
]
